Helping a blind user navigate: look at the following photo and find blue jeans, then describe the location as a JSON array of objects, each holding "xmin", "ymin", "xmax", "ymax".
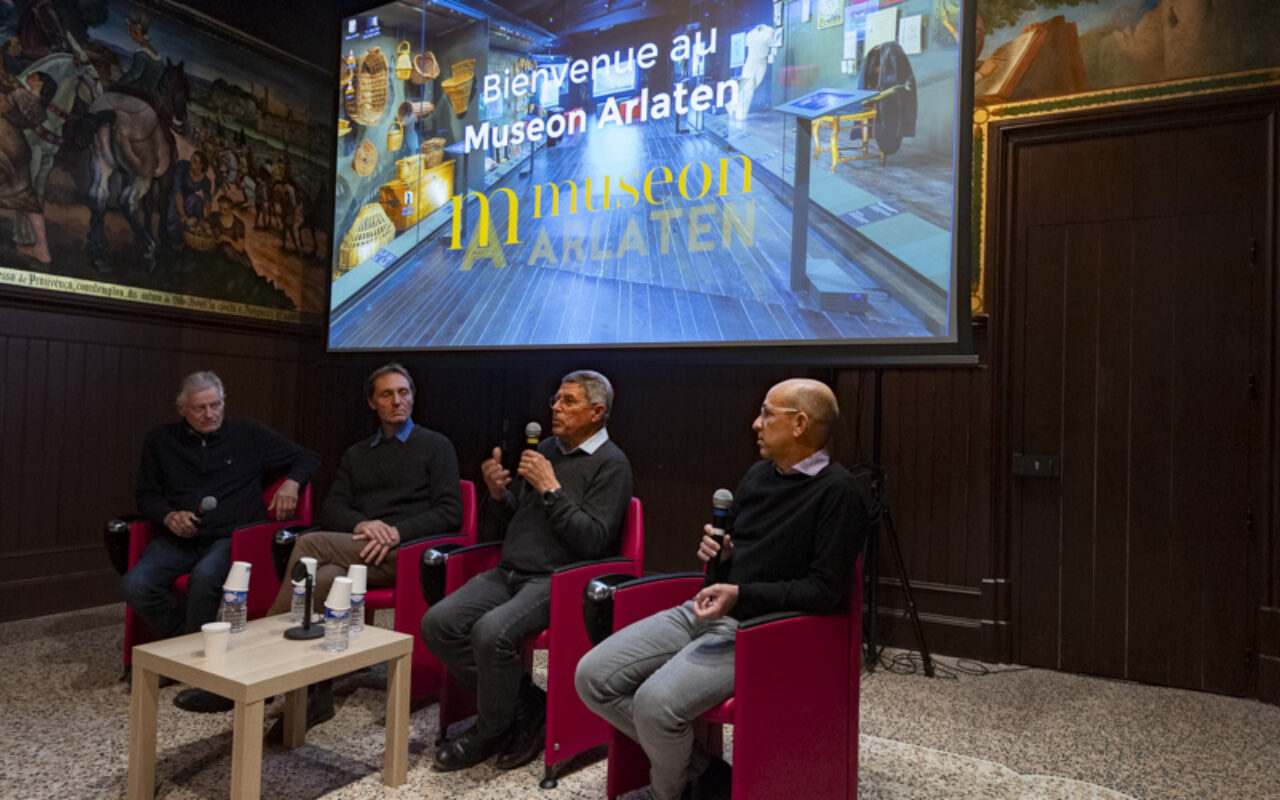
[
  {"xmin": 420, "ymin": 567, "xmax": 551, "ymax": 739},
  {"xmin": 121, "ymin": 536, "xmax": 233, "ymax": 639},
  {"xmin": 575, "ymin": 601, "xmax": 738, "ymax": 800}
]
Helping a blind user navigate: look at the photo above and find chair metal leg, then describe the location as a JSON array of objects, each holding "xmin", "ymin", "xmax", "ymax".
[{"xmin": 540, "ymin": 762, "xmax": 558, "ymax": 789}]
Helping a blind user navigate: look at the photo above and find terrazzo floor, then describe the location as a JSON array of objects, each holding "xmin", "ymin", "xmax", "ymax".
[{"xmin": 1, "ymin": 604, "xmax": 1276, "ymax": 799}]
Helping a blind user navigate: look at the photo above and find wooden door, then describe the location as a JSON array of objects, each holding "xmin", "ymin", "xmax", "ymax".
[{"xmin": 1005, "ymin": 112, "xmax": 1269, "ymax": 695}]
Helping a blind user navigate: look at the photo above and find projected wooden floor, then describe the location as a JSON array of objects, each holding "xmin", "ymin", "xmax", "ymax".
[{"xmin": 329, "ymin": 117, "xmax": 934, "ymax": 349}]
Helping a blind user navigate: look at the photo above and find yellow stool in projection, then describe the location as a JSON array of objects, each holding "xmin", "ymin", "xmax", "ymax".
[{"xmin": 813, "ymin": 110, "xmax": 882, "ymax": 170}]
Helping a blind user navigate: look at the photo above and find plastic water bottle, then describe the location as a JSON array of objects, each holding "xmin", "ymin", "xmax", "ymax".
[
  {"xmin": 323, "ymin": 605, "xmax": 350, "ymax": 652},
  {"xmin": 218, "ymin": 587, "xmax": 248, "ymax": 633},
  {"xmin": 290, "ymin": 582, "xmax": 308, "ymax": 625},
  {"xmin": 349, "ymin": 592, "xmax": 365, "ymax": 634}
]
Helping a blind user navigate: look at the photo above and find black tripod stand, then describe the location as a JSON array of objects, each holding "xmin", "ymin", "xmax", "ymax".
[{"xmin": 859, "ymin": 369, "xmax": 934, "ymax": 677}]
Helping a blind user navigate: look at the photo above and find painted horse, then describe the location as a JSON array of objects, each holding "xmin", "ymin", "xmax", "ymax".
[
  {"xmin": 18, "ymin": 48, "xmax": 103, "ymax": 201},
  {"xmin": 83, "ymin": 58, "xmax": 188, "ymax": 270}
]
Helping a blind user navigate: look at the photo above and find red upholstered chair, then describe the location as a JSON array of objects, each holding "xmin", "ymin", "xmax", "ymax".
[
  {"xmin": 362, "ymin": 479, "xmax": 478, "ymax": 700},
  {"xmin": 596, "ymin": 559, "xmax": 863, "ymax": 800},
  {"xmin": 104, "ymin": 474, "xmax": 313, "ymax": 674},
  {"xmin": 421, "ymin": 497, "xmax": 645, "ymax": 788}
]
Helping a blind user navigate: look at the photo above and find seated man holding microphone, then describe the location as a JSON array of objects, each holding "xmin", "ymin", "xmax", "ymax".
[
  {"xmin": 422, "ymin": 369, "xmax": 633, "ymax": 772},
  {"xmin": 268, "ymin": 362, "xmax": 463, "ymax": 735},
  {"xmin": 575, "ymin": 378, "xmax": 868, "ymax": 800},
  {"xmin": 122, "ymin": 370, "xmax": 319, "ymax": 714}
]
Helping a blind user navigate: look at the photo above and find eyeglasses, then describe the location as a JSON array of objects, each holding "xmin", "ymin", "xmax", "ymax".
[
  {"xmin": 549, "ymin": 392, "xmax": 589, "ymax": 409},
  {"xmin": 759, "ymin": 404, "xmax": 800, "ymax": 420}
]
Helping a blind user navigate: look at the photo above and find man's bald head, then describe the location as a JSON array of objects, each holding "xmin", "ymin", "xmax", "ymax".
[{"xmin": 771, "ymin": 378, "xmax": 839, "ymax": 449}]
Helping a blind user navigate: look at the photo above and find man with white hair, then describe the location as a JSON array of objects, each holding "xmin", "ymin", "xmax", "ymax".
[{"xmin": 122, "ymin": 370, "xmax": 318, "ymax": 712}]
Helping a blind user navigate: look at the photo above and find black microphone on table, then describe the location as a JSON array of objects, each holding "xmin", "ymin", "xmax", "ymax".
[
  {"xmin": 708, "ymin": 489, "xmax": 733, "ymax": 578},
  {"xmin": 194, "ymin": 496, "xmax": 217, "ymax": 524},
  {"xmin": 283, "ymin": 560, "xmax": 323, "ymax": 640}
]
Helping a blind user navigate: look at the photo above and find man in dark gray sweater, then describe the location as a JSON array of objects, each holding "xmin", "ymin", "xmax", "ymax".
[
  {"xmin": 422, "ymin": 369, "xmax": 633, "ymax": 773},
  {"xmin": 575, "ymin": 378, "xmax": 867, "ymax": 800},
  {"xmin": 268, "ymin": 363, "xmax": 462, "ymax": 733}
]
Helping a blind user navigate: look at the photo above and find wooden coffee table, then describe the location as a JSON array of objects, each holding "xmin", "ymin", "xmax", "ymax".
[{"xmin": 127, "ymin": 614, "xmax": 413, "ymax": 800}]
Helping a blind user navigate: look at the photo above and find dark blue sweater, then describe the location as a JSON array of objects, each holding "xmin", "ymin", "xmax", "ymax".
[{"xmin": 136, "ymin": 418, "xmax": 319, "ymax": 541}]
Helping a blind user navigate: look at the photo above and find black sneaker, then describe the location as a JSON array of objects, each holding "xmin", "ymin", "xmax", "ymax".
[
  {"xmin": 173, "ymin": 688, "xmax": 233, "ymax": 713},
  {"xmin": 494, "ymin": 684, "xmax": 546, "ymax": 770},
  {"xmin": 434, "ymin": 723, "xmax": 508, "ymax": 772}
]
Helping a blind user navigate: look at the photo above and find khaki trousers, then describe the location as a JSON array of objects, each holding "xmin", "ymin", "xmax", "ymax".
[{"xmin": 267, "ymin": 530, "xmax": 398, "ymax": 615}]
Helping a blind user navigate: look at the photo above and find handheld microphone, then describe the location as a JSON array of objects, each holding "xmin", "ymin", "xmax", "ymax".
[
  {"xmin": 709, "ymin": 489, "xmax": 732, "ymax": 576},
  {"xmin": 194, "ymin": 496, "xmax": 217, "ymax": 524},
  {"xmin": 524, "ymin": 421, "xmax": 542, "ymax": 450}
]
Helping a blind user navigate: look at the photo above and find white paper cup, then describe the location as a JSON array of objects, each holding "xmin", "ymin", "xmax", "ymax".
[
  {"xmin": 294, "ymin": 556, "xmax": 318, "ymax": 586},
  {"xmin": 202, "ymin": 621, "xmax": 231, "ymax": 658},
  {"xmin": 326, "ymin": 576, "xmax": 353, "ymax": 610},
  {"xmin": 224, "ymin": 561, "xmax": 252, "ymax": 592},
  {"xmin": 347, "ymin": 564, "xmax": 367, "ymax": 595}
]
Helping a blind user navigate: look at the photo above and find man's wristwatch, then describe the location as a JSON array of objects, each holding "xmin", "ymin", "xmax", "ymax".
[{"xmin": 542, "ymin": 487, "xmax": 563, "ymax": 507}]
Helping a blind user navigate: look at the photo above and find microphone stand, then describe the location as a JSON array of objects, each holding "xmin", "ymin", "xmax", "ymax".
[
  {"xmin": 284, "ymin": 566, "xmax": 324, "ymax": 640},
  {"xmin": 863, "ymin": 367, "xmax": 934, "ymax": 677}
]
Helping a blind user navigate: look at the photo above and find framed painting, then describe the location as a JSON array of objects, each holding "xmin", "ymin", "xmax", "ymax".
[
  {"xmin": 0, "ymin": 0, "xmax": 332, "ymax": 324},
  {"xmin": 816, "ymin": 0, "xmax": 845, "ymax": 29}
]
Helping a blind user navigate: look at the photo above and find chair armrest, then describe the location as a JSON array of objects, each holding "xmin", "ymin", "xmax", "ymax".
[
  {"xmin": 736, "ymin": 609, "xmax": 812, "ymax": 630},
  {"xmin": 418, "ymin": 541, "xmax": 503, "ymax": 605},
  {"xmin": 399, "ymin": 528, "xmax": 472, "ymax": 549},
  {"xmin": 420, "ymin": 542, "xmax": 468, "ymax": 605},
  {"xmin": 545, "ymin": 556, "xmax": 641, "ymax": 655},
  {"xmin": 269, "ymin": 524, "xmax": 318, "ymax": 581},
  {"xmin": 551, "ymin": 556, "xmax": 635, "ymax": 576},
  {"xmin": 610, "ymin": 573, "xmax": 705, "ymax": 632},
  {"xmin": 104, "ymin": 514, "xmax": 148, "ymax": 575}
]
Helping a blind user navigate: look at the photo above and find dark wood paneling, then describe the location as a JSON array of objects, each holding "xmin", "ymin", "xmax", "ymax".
[
  {"xmin": 1126, "ymin": 215, "xmax": 1178, "ymax": 687},
  {"xmin": 0, "ymin": 300, "xmax": 312, "ymax": 621}
]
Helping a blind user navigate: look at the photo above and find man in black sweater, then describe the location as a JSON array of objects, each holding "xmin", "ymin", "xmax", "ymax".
[
  {"xmin": 267, "ymin": 362, "xmax": 463, "ymax": 735},
  {"xmin": 575, "ymin": 378, "xmax": 867, "ymax": 800},
  {"xmin": 122, "ymin": 370, "xmax": 318, "ymax": 712},
  {"xmin": 422, "ymin": 369, "xmax": 633, "ymax": 773}
]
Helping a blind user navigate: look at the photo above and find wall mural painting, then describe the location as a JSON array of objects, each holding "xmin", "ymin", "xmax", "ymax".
[
  {"xmin": 0, "ymin": 0, "xmax": 332, "ymax": 323},
  {"xmin": 971, "ymin": 0, "xmax": 1280, "ymax": 106}
]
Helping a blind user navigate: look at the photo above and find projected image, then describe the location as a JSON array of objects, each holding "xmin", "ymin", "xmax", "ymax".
[
  {"xmin": 592, "ymin": 59, "xmax": 637, "ymax": 97},
  {"xmin": 328, "ymin": 0, "xmax": 967, "ymax": 351}
]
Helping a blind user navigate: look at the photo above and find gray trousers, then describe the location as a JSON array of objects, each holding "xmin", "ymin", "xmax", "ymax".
[
  {"xmin": 420, "ymin": 567, "xmax": 551, "ymax": 739},
  {"xmin": 575, "ymin": 601, "xmax": 738, "ymax": 800}
]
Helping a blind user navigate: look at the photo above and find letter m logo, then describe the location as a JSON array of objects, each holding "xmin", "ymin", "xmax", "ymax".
[{"xmin": 450, "ymin": 188, "xmax": 521, "ymax": 250}]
